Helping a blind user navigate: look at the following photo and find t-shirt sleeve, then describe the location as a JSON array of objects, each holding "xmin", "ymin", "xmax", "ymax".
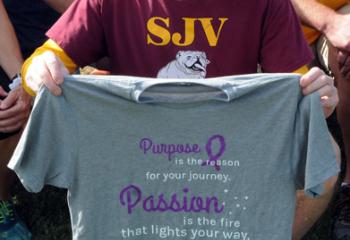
[
  {"xmin": 259, "ymin": 0, "xmax": 313, "ymax": 73},
  {"xmin": 293, "ymin": 93, "xmax": 339, "ymax": 197},
  {"xmin": 7, "ymin": 89, "xmax": 78, "ymax": 193},
  {"xmin": 46, "ymin": 0, "xmax": 106, "ymax": 67}
]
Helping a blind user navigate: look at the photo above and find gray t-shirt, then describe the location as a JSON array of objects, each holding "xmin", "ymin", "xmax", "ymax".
[{"xmin": 9, "ymin": 74, "xmax": 339, "ymax": 240}]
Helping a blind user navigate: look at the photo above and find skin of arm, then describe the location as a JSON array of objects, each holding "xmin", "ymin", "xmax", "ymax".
[
  {"xmin": 291, "ymin": 0, "xmax": 350, "ymax": 49},
  {"xmin": 292, "ymin": 0, "xmax": 350, "ymax": 78},
  {"xmin": 0, "ymin": 1, "xmax": 23, "ymax": 79}
]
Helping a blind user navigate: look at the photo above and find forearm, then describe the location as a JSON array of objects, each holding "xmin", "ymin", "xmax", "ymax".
[
  {"xmin": 43, "ymin": 0, "xmax": 73, "ymax": 13},
  {"xmin": 0, "ymin": 1, "xmax": 23, "ymax": 78},
  {"xmin": 291, "ymin": 0, "xmax": 337, "ymax": 33}
]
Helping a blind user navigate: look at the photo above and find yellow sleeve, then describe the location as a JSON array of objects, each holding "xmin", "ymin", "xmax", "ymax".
[
  {"xmin": 293, "ymin": 65, "xmax": 309, "ymax": 74},
  {"xmin": 21, "ymin": 39, "xmax": 77, "ymax": 96}
]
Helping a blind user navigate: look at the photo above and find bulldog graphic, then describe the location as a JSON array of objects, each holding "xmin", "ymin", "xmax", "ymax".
[{"xmin": 157, "ymin": 51, "xmax": 210, "ymax": 79}]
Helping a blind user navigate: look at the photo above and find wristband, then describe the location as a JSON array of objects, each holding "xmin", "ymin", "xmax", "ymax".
[{"xmin": 9, "ymin": 73, "xmax": 22, "ymax": 90}]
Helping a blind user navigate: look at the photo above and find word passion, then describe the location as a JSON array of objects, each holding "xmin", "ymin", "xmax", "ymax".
[{"xmin": 120, "ymin": 185, "xmax": 224, "ymax": 214}]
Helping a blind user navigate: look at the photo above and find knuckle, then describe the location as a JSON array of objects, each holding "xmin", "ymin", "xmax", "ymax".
[
  {"xmin": 303, "ymin": 75, "xmax": 311, "ymax": 82},
  {"xmin": 45, "ymin": 56, "xmax": 59, "ymax": 67},
  {"xmin": 37, "ymin": 69, "xmax": 50, "ymax": 81},
  {"xmin": 313, "ymin": 67, "xmax": 323, "ymax": 75},
  {"xmin": 316, "ymin": 67, "xmax": 322, "ymax": 73}
]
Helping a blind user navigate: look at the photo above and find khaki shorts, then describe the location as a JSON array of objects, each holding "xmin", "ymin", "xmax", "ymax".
[{"xmin": 311, "ymin": 4, "xmax": 350, "ymax": 73}]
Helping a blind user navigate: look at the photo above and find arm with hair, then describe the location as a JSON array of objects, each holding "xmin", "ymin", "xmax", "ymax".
[
  {"xmin": 291, "ymin": 0, "xmax": 338, "ymax": 34},
  {"xmin": 292, "ymin": 0, "xmax": 350, "ymax": 78},
  {"xmin": 292, "ymin": 0, "xmax": 350, "ymax": 50}
]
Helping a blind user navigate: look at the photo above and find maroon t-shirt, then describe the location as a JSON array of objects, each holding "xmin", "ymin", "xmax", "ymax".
[{"xmin": 47, "ymin": 0, "xmax": 312, "ymax": 78}]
